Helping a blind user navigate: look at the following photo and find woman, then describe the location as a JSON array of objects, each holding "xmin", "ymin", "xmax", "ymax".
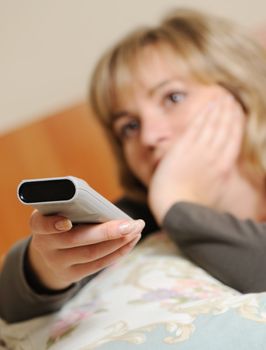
[{"xmin": 1, "ymin": 8, "xmax": 266, "ymax": 323}]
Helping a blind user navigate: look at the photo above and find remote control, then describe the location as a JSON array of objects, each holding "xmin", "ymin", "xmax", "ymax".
[{"xmin": 17, "ymin": 176, "xmax": 131, "ymax": 223}]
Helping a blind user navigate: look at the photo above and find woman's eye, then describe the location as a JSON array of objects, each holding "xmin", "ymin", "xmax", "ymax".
[
  {"xmin": 165, "ymin": 91, "xmax": 186, "ymax": 105},
  {"xmin": 116, "ymin": 119, "xmax": 140, "ymax": 141}
]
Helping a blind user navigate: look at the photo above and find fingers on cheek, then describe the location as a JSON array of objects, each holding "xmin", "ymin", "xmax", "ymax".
[
  {"xmin": 224, "ymin": 137, "xmax": 242, "ymax": 168},
  {"xmin": 210, "ymin": 100, "xmax": 243, "ymax": 151},
  {"xmin": 222, "ymin": 111, "xmax": 244, "ymax": 166},
  {"xmin": 226, "ymin": 95, "xmax": 246, "ymax": 129},
  {"xmin": 215, "ymin": 141, "xmax": 240, "ymax": 176}
]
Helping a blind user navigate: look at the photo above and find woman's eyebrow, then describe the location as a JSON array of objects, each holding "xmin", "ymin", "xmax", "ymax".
[
  {"xmin": 111, "ymin": 111, "xmax": 129, "ymax": 123},
  {"xmin": 148, "ymin": 79, "xmax": 182, "ymax": 96}
]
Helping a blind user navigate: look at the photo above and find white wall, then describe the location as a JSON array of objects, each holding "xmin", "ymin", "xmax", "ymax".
[{"xmin": 1, "ymin": 0, "xmax": 266, "ymax": 134}]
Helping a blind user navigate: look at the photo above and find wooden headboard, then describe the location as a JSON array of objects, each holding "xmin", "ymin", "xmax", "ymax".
[{"xmin": 0, "ymin": 103, "xmax": 122, "ymax": 257}]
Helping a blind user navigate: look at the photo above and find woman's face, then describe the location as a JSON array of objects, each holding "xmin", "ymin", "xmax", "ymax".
[{"xmin": 111, "ymin": 48, "xmax": 239, "ymax": 186}]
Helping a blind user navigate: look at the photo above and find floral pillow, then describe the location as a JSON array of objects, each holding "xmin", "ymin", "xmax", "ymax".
[{"xmin": 1, "ymin": 232, "xmax": 266, "ymax": 350}]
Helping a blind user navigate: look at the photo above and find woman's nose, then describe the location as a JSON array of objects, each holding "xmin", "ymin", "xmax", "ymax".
[{"xmin": 140, "ymin": 112, "xmax": 172, "ymax": 148}]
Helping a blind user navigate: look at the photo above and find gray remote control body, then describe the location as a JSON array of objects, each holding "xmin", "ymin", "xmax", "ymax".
[{"xmin": 17, "ymin": 176, "xmax": 130, "ymax": 223}]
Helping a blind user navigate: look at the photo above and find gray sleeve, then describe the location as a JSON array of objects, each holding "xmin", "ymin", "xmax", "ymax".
[
  {"xmin": 163, "ymin": 202, "xmax": 266, "ymax": 293},
  {"xmin": 0, "ymin": 238, "xmax": 93, "ymax": 323}
]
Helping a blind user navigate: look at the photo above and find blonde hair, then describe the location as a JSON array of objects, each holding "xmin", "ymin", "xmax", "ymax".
[{"xmin": 89, "ymin": 8, "xmax": 266, "ymax": 200}]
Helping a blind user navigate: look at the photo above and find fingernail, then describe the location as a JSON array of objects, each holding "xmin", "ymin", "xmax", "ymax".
[
  {"xmin": 118, "ymin": 219, "xmax": 145, "ymax": 235},
  {"xmin": 55, "ymin": 219, "xmax": 72, "ymax": 231}
]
